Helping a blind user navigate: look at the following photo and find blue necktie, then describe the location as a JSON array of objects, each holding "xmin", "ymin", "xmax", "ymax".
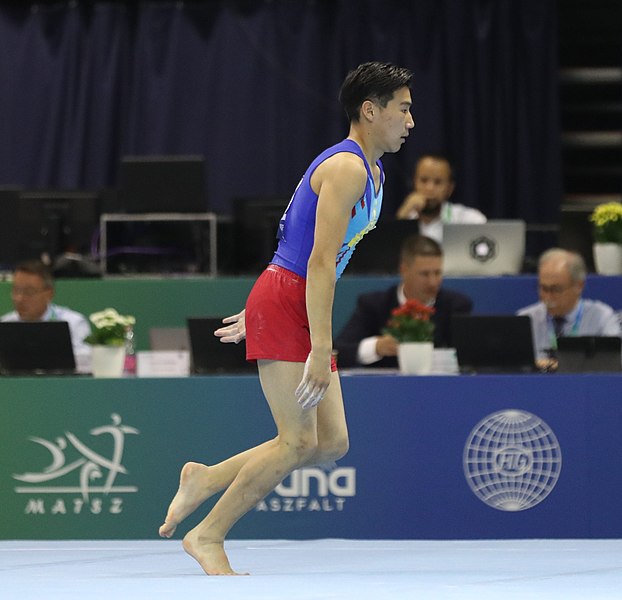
[{"xmin": 553, "ymin": 316, "xmax": 566, "ymax": 338}]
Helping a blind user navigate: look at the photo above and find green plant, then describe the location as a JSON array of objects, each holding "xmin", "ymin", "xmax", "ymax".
[
  {"xmin": 382, "ymin": 299, "xmax": 435, "ymax": 343},
  {"xmin": 590, "ymin": 202, "xmax": 622, "ymax": 244},
  {"xmin": 84, "ymin": 308, "xmax": 135, "ymax": 346}
]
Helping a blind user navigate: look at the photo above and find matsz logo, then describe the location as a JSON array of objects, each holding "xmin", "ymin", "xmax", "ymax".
[
  {"xmin": 12, "ymin": 413, "xmax": 139, "ymax": 515},
  {"xmin": 256, "ymin": 466, "xmax": 356, "ymax": 513},
  {"xmin": 463, "ymin": 409, "xmax": 562, "ymax": 511}
]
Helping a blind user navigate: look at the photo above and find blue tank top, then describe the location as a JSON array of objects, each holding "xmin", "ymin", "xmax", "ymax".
[{"xmin": 271, "ymin": 139, "xmax": 384, "ymax": 279}]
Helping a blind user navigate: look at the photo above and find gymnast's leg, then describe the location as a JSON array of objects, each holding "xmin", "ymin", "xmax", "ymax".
[
  {"xmin": 179, "ymin": 359, "xmax": 347, "ymax": 575},
  {"xmin": 158, "ymin": 397, "xmax": 347, "ymax": 539},
  {"xmin": 158, "ymin": 439, "xmax": 278, "ymax": 539}
]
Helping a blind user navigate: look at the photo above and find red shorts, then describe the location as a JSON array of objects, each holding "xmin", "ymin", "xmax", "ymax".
[{"xmin": 245, "ymin": 265, "xmax": 337, "ymax": 371}]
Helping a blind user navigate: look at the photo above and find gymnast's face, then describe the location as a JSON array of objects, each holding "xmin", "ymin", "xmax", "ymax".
[
  {"xmin": 400, "ymin": 255, "xmax": 443, "ymax": 305},
  {"xmin": 369, "ymin": 87, "xmax": 415, "ymax": 154}
]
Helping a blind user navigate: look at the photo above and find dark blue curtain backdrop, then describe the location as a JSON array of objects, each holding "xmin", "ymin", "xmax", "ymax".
[{"xmin": 0, "ymin": 0, "xmax": 561, "ymax": 222}]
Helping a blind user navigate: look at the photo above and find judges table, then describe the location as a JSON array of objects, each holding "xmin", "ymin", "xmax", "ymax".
[
  {"xmin": 2, "ymin": 372, "xmax": 621, "ymax": 541},
  {"xmin": 0, "ymin": 275, "xmax": 621, "ymax": 351}
]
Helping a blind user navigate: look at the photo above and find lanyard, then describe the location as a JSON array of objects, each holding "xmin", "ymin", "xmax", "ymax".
[
  {"xmin": 548, "ymin": 300, "xmax": 584, "ymax": 350},
  {"xmin": 43, "ymin": 305, "xmax": 58, "ymax": 322}
]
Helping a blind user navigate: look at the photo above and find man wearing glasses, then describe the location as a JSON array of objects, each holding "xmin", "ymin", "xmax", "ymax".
[
  {"xmin": 1, "ymin": 259, "xmax": 91, "ymax": 364},
  {"xmin": 517, "ymin": 248, "xmax": 621, "ymax": 369}
]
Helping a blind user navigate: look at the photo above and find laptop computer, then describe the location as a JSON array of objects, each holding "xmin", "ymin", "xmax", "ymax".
[
  {"xmin": 451, "ymin": 315, "xmax": 537, "ymax": 373},
  {"xmin": 149, "ymin": 327, "xmax": 191, "ymax": 351},
  {"xmin": 556, "ymin": 336, "xmax": 622, "ymax": 373},
  {"xmin": 187, "ymin": 317, "xmax": 255, "ymax": 374},
  {"xmin": 443, "ymin": 220, "xmax": 526, "ymax": 276},
  {"xmin": 0, "ymin": 321, "xmax": 77, "ymax": 375}
]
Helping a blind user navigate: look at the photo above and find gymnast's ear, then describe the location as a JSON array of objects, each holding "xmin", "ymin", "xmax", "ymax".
[{"xmin": 361, "ymin": 99, "xmax": 375, "ymax": 121}]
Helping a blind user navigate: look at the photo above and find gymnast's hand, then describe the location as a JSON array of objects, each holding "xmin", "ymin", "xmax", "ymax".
[
  {"xmin": 295, "ymin": 351, "xmax": 331, "ymax": 410},
  {"xmin": 214, "ymin": 310, "xmax": 246, "ymax": 344}
]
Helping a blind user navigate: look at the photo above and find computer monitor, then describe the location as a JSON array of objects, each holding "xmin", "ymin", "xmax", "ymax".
[
  {"xmin": 118, "ymin": 155, "xmax": 207, "ymax": 213},
  {"xmin": 149, "ymin": 327, "xmax": 191, "ymax": 352},
  {"xmin": 0, "ymin": 187, "xmax": 22, "ymax": 269},
  {"xmin": 451, "ymin": 315, "xmax": 537, "ymax": 373},
  {"xmin": 556, "ymin": 336, "xmax": 622, "ymax": 373},
  {"xmin": 0, "ymin": 321, "xmax": 77, "ymax": 375},
  {"xmin": 187, "ymin": 317, "xmax": 255, "ymax": 374},
  {"xmin": 17, "ymin": 190, "xmax": 101, "ymax": 263},
  {"xmin": 233, "ymin": 196, "xmax": 289, "ymax": 273},
  {"xmin": 345, "ymin": 219, "xmax": 419, "ymax": 274},
  {"xmin": 558, "ymin": 205, "xmax": 595, "ymax": 271}
]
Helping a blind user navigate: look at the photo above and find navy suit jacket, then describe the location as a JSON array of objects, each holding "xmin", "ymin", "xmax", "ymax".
[{"xmin": 333, "ymin": 285, "xmax": 473, "ymax": 368}]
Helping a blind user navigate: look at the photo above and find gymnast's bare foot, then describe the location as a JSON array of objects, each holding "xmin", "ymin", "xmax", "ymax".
[
  {"xmin": 183, "ymin": 529, "xmax": 248, "ymax": 576},
  {"xmin": 159, "ymin": 462, "xmax": 215, "ymax": 538}
]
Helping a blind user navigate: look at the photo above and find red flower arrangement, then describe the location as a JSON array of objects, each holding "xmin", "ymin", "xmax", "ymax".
[{"xmin": 382, "ymin": 299, "xmax": 435, "ymax": 342}]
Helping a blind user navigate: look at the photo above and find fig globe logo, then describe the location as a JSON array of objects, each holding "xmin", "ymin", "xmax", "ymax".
[{"xmin": 463, "ymin": 409, "xmax": 562, "ymax": 511}]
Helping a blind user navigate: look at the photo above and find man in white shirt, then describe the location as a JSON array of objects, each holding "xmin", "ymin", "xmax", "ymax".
[
  {"xmin": 1, "ymin": 260, "xmax": 92, "ymax": 367},
  {"xmin": 396, "ymin": 154, "xmax": 486, "ymax": 242},
  {"xmin": 517, "ymin": 248, "xmax": 621, "ymax": 368}
]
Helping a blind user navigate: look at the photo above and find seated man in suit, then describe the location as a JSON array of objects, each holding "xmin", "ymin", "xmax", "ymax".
[
  {"xmin": 517, "ymin": 248, "xmax": 621, "ymax": 369},
  {"xmin": 334, "ymin": 234, "xmax": 473, "ymax": 368}
]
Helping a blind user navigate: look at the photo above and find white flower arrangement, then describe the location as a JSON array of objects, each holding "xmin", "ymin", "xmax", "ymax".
[{"xmin": 84, "ymin": 308, "xmax": 136, "ymax": 346}]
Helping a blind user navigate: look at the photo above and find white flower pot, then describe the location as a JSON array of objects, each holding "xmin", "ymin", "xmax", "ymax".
[
  {"xmin": 397, "ymin": 342, "xmax": 434, "ymax": 375},
  {"xmin": 91, "ymin": 345, "xmax": 126, "ymax": 378},
  {"xmin": 593, "ymin": 243, "xmax": 622, "ymax": 275}
]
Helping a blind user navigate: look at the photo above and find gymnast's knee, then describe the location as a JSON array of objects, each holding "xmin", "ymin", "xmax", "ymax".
[
  {"xmin": 280, "ymin": 434, "xmax": 319, "ymax": 466},
  {"xmin": 320, "ymin": 433, "xmax": 349, "ymax": 462}
]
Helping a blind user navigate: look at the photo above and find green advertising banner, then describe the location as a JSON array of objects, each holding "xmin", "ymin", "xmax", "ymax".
[{"xmin": 0, "ymin": 376, "xmax": 273, "ymax": 540}]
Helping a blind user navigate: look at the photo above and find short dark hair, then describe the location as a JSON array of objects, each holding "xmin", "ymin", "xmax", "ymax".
[
  {"xmin": 400, "ymin": 234, "xmax": 442, "ymax": 263},
  {"xmin": 339, "ymin": 62, "xmax": 413, "ymax": 123},
  {"xmin": 14, "ymin": 259, "xmax": 54, "ymax": 288},
  {"xmin": 414, "ymin": 155, "xmax": 454, "ymax": 182}
]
